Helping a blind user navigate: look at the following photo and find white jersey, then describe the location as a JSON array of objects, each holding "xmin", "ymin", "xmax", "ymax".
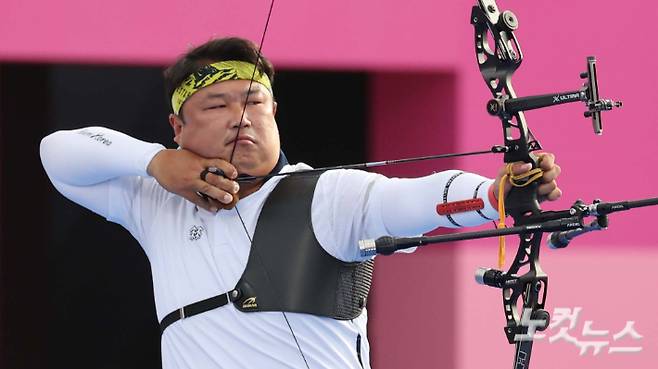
[{"xmin": 40, "ymin": 127, "xmax": 499, "ymax": 369}]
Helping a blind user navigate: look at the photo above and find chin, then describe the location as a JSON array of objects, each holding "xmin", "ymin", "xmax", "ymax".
[
  {"xmin": 236, "ymin": 166, "xmax": 264, "ymax": 178},
  {"xmin": 235, "ymin": 161, "xmax": 271, "ymax": 177}
]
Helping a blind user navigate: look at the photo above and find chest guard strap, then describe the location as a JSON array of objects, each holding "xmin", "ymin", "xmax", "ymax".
[{"xmin": 233, "ymin": 173, "xmax": 375, "ymax": 320}]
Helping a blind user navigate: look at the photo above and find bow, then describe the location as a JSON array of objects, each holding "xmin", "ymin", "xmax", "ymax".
[
  {"xmin": 356, "ymin": 2, "xmax": 654, "ymax": 369},
  {"xmin": 471, "ymin": 2, "xmax": 554, "ymax": 366},
  {"xmin": 470, "ymin": 1, "xmax": 622, "ymax": 366}
]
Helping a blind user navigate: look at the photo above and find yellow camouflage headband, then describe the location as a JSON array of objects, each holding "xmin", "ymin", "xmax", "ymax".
[{"xmin": 171, "ymin": 60, "xmax": 272, "ymax": 115}]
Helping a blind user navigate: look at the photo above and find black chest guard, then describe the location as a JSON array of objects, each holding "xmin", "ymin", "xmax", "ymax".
[{"xmin": 233, "ymin": 173, "xmax": 375, "ymax": 320}]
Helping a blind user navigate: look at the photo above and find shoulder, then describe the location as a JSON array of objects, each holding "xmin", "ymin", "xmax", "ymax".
[
  {"xmin": 317, "ymin": 168, "xmax": 383, "ymax": 189},
  {"xmin": 312, "ymin": 168, "xmax": 386, "ymax": 214}
]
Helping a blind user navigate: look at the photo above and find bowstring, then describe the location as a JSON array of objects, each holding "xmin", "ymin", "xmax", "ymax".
[{"xmin": 227, "ymin": 1, "xmax": 311, "ymax": 368}]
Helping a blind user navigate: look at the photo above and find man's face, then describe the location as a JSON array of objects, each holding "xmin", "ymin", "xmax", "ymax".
[{"xmin": 170, "ymin": 79, "xmax": 280, "ymax": 177}]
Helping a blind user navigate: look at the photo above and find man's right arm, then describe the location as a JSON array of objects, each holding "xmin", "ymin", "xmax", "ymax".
[
  {"xmin": 41, "ymin": 127, "xmax": 237, "ymax": 213},
  {"xmin": 40, "ymin": 126, "xmax": 241, "ymax": 219},
  {"xmin": 40, "ymin": 127, "xmax": 165, "ymax": 220}
]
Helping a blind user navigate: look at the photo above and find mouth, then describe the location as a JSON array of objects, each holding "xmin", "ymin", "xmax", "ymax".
[{"xmin": 227, "ymin": 134, "xmax": 256, "ymax": 146}]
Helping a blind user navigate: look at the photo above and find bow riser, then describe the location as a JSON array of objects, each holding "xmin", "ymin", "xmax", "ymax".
[{"xmin": 473, "ymin": 2, "xmax": 549, "ymax": 368}]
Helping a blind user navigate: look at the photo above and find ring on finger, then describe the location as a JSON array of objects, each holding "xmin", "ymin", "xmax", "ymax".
[
  {"xmin": 200, "ymin": 166, "xmax": 224, "ymax": 181},
  {"xmin": 196, "ymin": 191, "xmax": 210, "ymax": 200}
]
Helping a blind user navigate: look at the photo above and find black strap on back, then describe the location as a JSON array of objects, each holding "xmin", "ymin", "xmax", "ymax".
[{"xmin": 159, "ymin": 289, "xmax": 241, "ymax": 334}]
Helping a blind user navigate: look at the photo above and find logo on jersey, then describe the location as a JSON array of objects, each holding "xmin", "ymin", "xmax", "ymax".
[
  {"xmin": 188, "ymin": 225, "xmax": 205, "ymax": 241},
  {"xmin": 242, "ymin": 297, "xmax": 258, "ymax": 309},
  {"xmin": 77, "ymin": 129, "xmax": 113, "ymax": 146}
]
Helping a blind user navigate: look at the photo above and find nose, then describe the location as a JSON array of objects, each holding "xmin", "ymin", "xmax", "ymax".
[{"xmin": 230, "ymin": 104, "xmax": 252, "ymax": 128}]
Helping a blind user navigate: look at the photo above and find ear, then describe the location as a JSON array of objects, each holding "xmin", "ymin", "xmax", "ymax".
[
  {"xmin": 169, "ymin": 113, "xmax": 184, "ymax": 146},
  {"xmin": 272, "ymin": 101, "xmax": 278, "ymax": 116}
]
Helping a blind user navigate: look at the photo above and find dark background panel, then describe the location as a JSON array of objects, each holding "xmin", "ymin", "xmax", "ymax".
[
  {"xmin": 0, "ymin": 63, "xmax": 367, "ymax": 369},
  {"xmin": 275, "ymin": 71, "xmax": 367, "ymax": 168},
  {"xmin": 1, "ymin": 64, "xmax": 52, "ymax": 369}
]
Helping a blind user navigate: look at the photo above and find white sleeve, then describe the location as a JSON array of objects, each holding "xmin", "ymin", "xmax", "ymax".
[
  {"xmin": 40, "ymin": 126, "xmax": 167, "ymax": 242},
  {"xmin": 312, "ymin": 169, "xmax": 499, "ymax": 262},
  {"xmin": 376, "ymin": 170, "xmax": 499, "ymax": 234}
]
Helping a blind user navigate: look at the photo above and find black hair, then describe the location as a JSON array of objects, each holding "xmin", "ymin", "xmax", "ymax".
[{"xmin": 163, "ymin": 37, "xmax": 275, "ymax": 114}]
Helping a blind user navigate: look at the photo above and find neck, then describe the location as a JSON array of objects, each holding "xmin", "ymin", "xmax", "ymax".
[
  {"xmin": 236, "ymin": 150, "xmax": 289, "ymax": 199},
  {"xmin": 238, "ymin": 179, "xmax": 265, "ymax": 199}
]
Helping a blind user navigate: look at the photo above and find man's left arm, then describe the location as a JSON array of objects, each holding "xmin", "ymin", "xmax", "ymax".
[
  {"xmin": 312, "ymin": 169, "xmax": 497, "ymax": 263},
  {"xmin": 312, "ymin": 152, "xmax": 561, "ymax": 262}
]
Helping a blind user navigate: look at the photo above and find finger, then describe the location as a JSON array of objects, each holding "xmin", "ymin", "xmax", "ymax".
[
  {"xmin": 542, "ymin": 164, "xmax": 561, "ymax": 183},
  {"xmin": 188, "ymin": 192, "xmax": 223, "ymax": 212},
  {"xmin": 197, "ymin": 182, "xmax": 235, "ymax": 205},
  {"xmin": 546, "ymin": 187, "xmax": 563, "ymax": 201},
  {"xmin": 194, "ymin": 191, "xmax": 238, "ymax": 211},
  {"xmin": 510, "ymin": 162, "xmax": 533, "ymax": 176},
  {"xmin": 205, "ymin": 172, "xmax": 240, "ymax": 195},
  {"xmin": 220, "ymin": 193, "xmax": 240, "ymax": 210},
  {"xmin": 496, "ymin": 162, "xmax": 530, "ymax": 196},
  {"xmin": 495, "ymin": 162, "xmax": 523, "ymax": 179},
  {"xmin": 537, "ymin": 180, "xmax": 557, "ymax": 196},
  {"xmin": 204, "ymin": 160, "xmax": 238, "ymax": 179},
  {"xmin": 537, "ymin": 152, "xmax": 555, "ymax": 171}
]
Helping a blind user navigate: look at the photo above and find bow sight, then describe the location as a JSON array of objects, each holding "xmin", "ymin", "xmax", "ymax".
[{"xmin": 484, "ymin": 56, "xmax": 623, "ymax": 135}]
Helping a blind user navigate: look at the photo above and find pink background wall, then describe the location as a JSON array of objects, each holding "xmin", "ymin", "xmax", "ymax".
[{"xmin": 4, "ymin": 0, "xmax": 656, "ymax": 368}]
